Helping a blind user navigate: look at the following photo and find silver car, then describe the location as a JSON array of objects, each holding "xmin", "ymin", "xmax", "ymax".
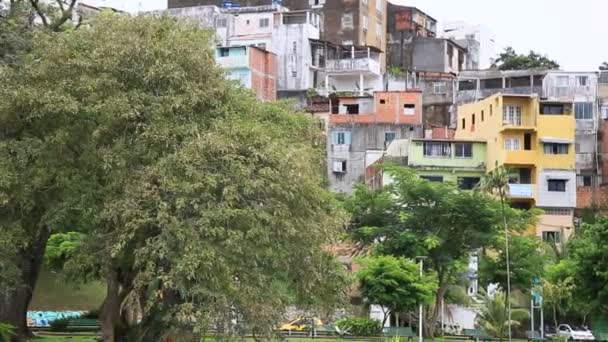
[{"xmin": 557, "ymin": 324, "xmax": 595, "ymax": 341}]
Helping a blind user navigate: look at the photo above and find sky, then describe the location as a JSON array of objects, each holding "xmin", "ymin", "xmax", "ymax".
[{"xmin": 87, "ymin": 0, "xmax": 606, "ymax": 71}]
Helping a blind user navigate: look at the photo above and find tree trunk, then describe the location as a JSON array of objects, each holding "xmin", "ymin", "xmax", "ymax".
[
  {"xmin": 100, "ymin": 269, "xmax": 121, "ymax": 342},
  {"xmin": 0, "ymin": 228, "xmax": 49, "ymax": 341},
  {"xmin": 424, "ymin": 283, "xmax": 448, "ymax": 337}
]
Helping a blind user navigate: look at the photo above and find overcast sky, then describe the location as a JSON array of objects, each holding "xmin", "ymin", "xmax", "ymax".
[{"xmin": 87, "ymin": 0, "xmax": 605, "ymax": 71}]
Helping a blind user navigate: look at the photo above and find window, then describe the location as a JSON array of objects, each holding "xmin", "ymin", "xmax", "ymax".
[
  {"xmin": 455, "ymin": 143, "xmax": 473, "ymax": 158},
  {"xmin": 380, "ymin": 99, "xmax": 386, "ymax": 104},
  {"xmin": 556, "ymin": 76, "xmax": 569, "ymax": 87},
  {"xmin": 602, "ymin": 106, "xmax": 608, "ymax": 119},
  {"xmin": 362, "ymin": 15, "xmax": 368, "ymax": 30},
  {"xmin": 481, "ymin": 110, "xmax": 484, "ymax": 122},
  {"xmin": 375, "ymin": 0, "xmax": 383, "ymax": 13},
  {"xmin": 472, "ymin": 114, "xmax": 476, "ymax": 125},
  {"xmin": 542, "ymin": 231, "xmax": 561, "ymax": 243},
  {"xmin": 503, "ymin": 105, "xmax": 522, "ymax": 125},
  {"xmin": 458, "ymin": 177, "xmax": 480, "ymax": 190},
  {"xmin": 217, "ymin": 17, "xmax": 227, "ymax": 28},
  {"xmin": 543, "ymin": 143, "xmax": 569, "ymax": 155},
  {"xmin": 575, "ymin": 102, "xmax": 593, "ymax": 119},
  {"xmin": 331, "ymin": 131, "xmax": 352, "ymax": 145},
  {"xmin": 376, "ymin": 23, "xmax": 382, "ymax": 38},
  {"xmin": 433, "ymin": 81, "xmax": 447, "ymax": 94},
  {"xmin": 403, "ymin": 104, "xmax": 415, "ymax": 115},
  {"xmin": 420, "ymin": 175, "xmax": 444, "ymax": 182},
  {"xmin": 490, "ymin": 104, "xmax": 493, "ymax": 116},
  {"xmin": 576, "ymin": 75, "xmax": 589, "ymax": 87},
  {"xmin": 578, "ymin": 175, "xmax": 593, "ymax": 187},
  {"xmin": 524, "ymin": 133, "xmax": 532, "ymax": 150},
  {"xmin": 462, "ymin": 118, "xmax": 466, "ymax": 129},
  {"xmin": 504, "ymin": 138, "xmax": 520, "ymax": 151},
  {"xmin": 423, "ymin": 142, "xmax": 451, "ymax": 157},
  {"xmin": 543, "ymin": 208, "xmax": 572, "ymax": 216},
  {"xmin": 541, "ymin": 104, "xmax": 565, "ymax": 115},
  {"xmin": 342, "ymin": 12, "xmax": 353, "ymax": 28},
  {"xmin": 218, "ymin": 48, "xmax": 230, "ymax": 57},
  {"xmin": 332, "ymin": 160, "xmax": 347, "ymax": 173},
  {"xmin": 259, "ymin": 18, "xmax": 270, "ymax": 28},
  {"xmin": 345, "ymin": 104, "xmax": 359, "ymax": 114},
  {"xmin": 246, "ymin": 19, "xmax": 250, "ymax": 25},
  {"xmin": 384, "ymin": 132, "xmax": 396, "ymax": 147},
  {"xmin": 548, "ymin": 179, "xmax": 567, "ymax": 192}
]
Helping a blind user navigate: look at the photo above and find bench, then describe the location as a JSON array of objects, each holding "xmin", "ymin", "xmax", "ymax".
[
  {"xmin": 526, "ymin": 330, "xmax": 546, "ymax": 342},
  {"xmin": 67, "ymin": 319, "xmax": 100, "ymax": 331},
  {"xmin": 463, "ymin": 329, "xmax": 493, "ymax": 342},
  {"xmin": 594, "ymin": 332, "xmax": 608, "ymax": 342},
  {"xmin": 383, "ymin": 327, "xmax": 415, "ymax": 341}
]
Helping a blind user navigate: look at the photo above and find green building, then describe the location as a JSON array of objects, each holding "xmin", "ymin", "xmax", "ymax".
[{"xmin": 383, "ymin": 138, "xmax": 487, "ymax": 189}]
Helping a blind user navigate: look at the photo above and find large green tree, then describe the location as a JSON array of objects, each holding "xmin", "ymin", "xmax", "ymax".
[
  {"xmin": 0, "ymin": 13, "xmax": 348, "ymax": 341},
  {"xmin": 356, "ymin": 255, "xmax": 436, "ymax": 325},
  {"xmin": 346, "ymin": 167, "xmax": 537, "ymax": 336},
  {"xmin": 493, "ymin": 47, "xmax": 560, "ymax": 71},
  {"xmin": 568, "ymin": 218, "xmax": 608, "ymax": 315},
  {"xmin": 479, "ymin": 235, "xmax": 548, "ymax": 292}
]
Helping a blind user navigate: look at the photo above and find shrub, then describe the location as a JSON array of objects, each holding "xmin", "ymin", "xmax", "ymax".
[
  {"xmin": 83, "ymin": 309, "xmax": 100, "ymax": 319},
  {"xmin": 335, "ymin": 317, "xmax": 382, "ymax": 337},
  {"xmin": 49, "ymin": 318, "xmax": 70, "ymax": 332},
  {"xmin": 0, "ymin": 323, "xmax": 16, "ymax": 342}
]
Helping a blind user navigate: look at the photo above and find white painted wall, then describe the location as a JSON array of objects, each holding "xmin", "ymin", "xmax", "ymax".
[
  {"xmin": 443, "ymin": 21, "xmax": 495, "ymax": 70},
  {"xmin": 536, "ymin": 170, "xmax": 577, "ymax": 208}
]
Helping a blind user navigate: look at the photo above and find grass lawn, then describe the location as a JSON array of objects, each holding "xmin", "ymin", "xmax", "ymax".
[
  {"xmin": 35, "ymin": 336, "xmax": 97, "ymax": 342},
  {"xmin": 29, "ymin": 269, "xmax": 106, "ymax": 311}
]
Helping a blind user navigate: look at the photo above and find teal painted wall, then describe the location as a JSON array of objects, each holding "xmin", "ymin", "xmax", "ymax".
[{"xmin": 408, "ymin": 141, "xmax": 486, "ymax": 169}]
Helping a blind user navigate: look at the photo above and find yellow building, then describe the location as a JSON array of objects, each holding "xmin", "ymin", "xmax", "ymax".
[{"xmin": 456, "ymin": 93, "xmax": 576, "ymax": 242}]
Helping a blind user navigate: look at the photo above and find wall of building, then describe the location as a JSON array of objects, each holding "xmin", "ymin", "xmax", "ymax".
[
  {"xmin": 443, "ymin": 21, "xmax": 495, "ymax": 70},
  {"xmin": 536, "ymin": 170, "xmax": 577, "ymax": 208},
  {"xmin": 168, "ymin": 0, "xmax": 273, "ymax": 8},
  {"xmin": 408, "ymin": 140, "xmax": 486, "ymax": 169},
  {"xmin": 536, "ymin": 214, "xmax": 575, "ymax": 242},
  {"xmin": 329, "ymin": 123, "xmax": 423, "ymax": 193},
  {"xmin": 248, "ymin": 46, "xmax": 277, "ymax": 101},
  {"xmin": 374, "ymin": 91, "xmax": 422, "ymax": 125},
  {"xmin": 272, "ymin": 12, "xmax": 320, "ymax": 93}
]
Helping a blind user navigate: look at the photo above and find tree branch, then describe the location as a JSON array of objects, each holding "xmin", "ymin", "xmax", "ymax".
[
  {"xmin": 49, "ymin": 0, "xmax": 76, "ymax": 32},
  {"xmin": 29, "ymin": 0, "xmax": 49, "ymax": 27},
  {"xmin": 54, "ymin": 0, "xmax": 65, "ymax": 11}
]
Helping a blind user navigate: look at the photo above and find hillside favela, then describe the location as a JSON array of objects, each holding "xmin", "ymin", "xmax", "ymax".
[{"xmin": 2, "ymin": 0, "xmax": 608, "ymax": 341}]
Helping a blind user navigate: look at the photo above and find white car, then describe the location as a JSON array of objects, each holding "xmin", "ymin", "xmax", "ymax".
[{"xmin": 557, "ymin": 324, "xmax": 595, "ymax": 341}]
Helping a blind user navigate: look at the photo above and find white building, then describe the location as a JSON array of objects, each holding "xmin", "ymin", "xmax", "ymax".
[{"xmin": 443, "ymin": 21, "xmax": 496, "ymax": 70}]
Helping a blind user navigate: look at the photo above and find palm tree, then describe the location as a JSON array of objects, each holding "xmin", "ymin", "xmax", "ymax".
[
  {"xmin": 477, "ymin": 166, "xmax": 513, "ymax": 342},
  {"xmin": 476, "ymin": 289, "xmax": 529, "ymax": 342}
]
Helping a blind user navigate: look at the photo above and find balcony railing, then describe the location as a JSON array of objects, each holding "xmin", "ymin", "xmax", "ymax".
[
  {"xmin": 508, "ymin": 183, "xmax": 535, "ymax": 198},
  {"xmin": 325, "ymin": 58, "xmax": 381, "ymax": 75}
]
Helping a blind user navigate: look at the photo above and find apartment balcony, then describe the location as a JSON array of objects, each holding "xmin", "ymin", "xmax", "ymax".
[
  {"xmin": 508, "ymin": 183, "xmax": 535, "ymax": 199},
  {"xmin": 504, "ymin": 150, "xmax": 537, "ymax": 166},
  {"xmin": 576, "ymin": 153, "xmax": 594, "ymax": 170},
  {"xmin": 215, "ymin": 54, "xmax": 248, "ymax": 69},
  {"xmin": 325, "ymin": 58, "xmax": 381, "ymax": 76}
]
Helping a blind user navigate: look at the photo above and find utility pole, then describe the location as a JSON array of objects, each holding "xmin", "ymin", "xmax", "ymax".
[{"xmin": 416, "ymin": 256, "xmax": 427, "ymax": 342}]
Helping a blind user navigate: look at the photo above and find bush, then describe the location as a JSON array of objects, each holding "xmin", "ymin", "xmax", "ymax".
[
  {"xmin": 0, "ymin": 323, "xmax": 16, "ymax": 342},
  {"xmin": 83, "ymin": 309, "xmax": 100, "ymax": 319},
  {"xmin": 49, "ymin": 318, "xmax": 70, "ymax": 332},
  {"xmin": 335, "ymin": 317, "xmax": 382, "ymax": 336}
]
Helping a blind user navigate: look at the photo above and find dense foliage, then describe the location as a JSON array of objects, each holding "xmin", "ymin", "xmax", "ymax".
[
  {"xmin": 493, "ymin": 47, "xmax": 560, "ymax": 70},
  {"xmin": 356, "ymin": 255, "xmax": 436, "ymax": 325},
  {"xmin": 0, "ymin": 13, "xmax": 348, "ymax": 340},
  {"xmin": 476, "ymin": 290, "xmax": 529, "ymax": 341},
  {"xmin": 345, "ymin": 167, "xmax": 538, "ymax": 336},
  {"xmin": 335, "ymin": 317, "xmax": 383, "ymax": 337}
]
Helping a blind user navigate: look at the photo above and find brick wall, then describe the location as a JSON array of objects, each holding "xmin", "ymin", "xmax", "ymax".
[
  {"xmin": 577, "ymin": 186, "xmax": 608, "ymax": 209},
  {"xmin": 248, "ymin": 46, "xmax": 277, "ymax": 101}
]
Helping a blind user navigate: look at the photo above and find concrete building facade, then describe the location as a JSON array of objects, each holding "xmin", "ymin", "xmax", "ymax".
[
  {"xmin": 328, "ymin": 91, "xmax": 423, "ymax": 193},
  {"xmin": 215, "ymin": 45, "xmax": 277, "ymax": 101},
  {"xmin": 456, "ymin": 93, "xmax": 577, "ymax": 242},
  {"xmin": 443, "ymin": 21, "xmax": 496, "ymax": 70}
]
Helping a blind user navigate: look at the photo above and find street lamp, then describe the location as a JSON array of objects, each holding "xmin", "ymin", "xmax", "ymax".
[{"xmin": 416, "ymin": 256, "xmax": 427, "ymax": 342}]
